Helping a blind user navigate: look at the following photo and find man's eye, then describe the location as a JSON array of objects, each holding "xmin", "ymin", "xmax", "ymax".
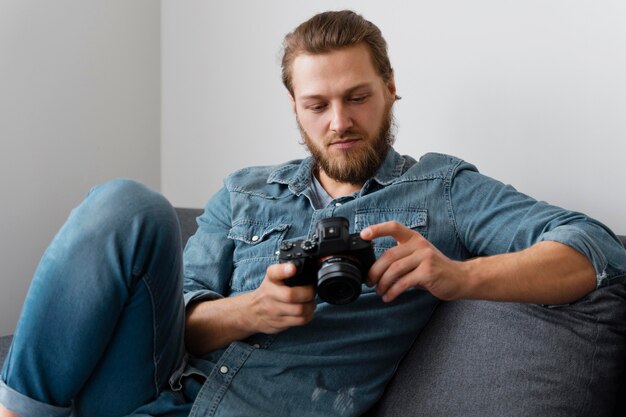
[
  {"xmin": 349, "ymin": 95, "xmax": 368, "ymax": 103},
  {"xmin": 308, "ymin": 103, "xmax": 327, "ymax": 112}
]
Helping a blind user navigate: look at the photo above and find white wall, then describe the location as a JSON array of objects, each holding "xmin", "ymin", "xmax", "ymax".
[
  {"xmin": 162, "ymin": 0, "xmax": 626, "ymax": 236},
  {"xmin": 0, "ymin": 1, "xmax": 161, "ymax": 336}
]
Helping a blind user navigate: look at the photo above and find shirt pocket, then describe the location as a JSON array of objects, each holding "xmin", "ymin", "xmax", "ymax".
[
  {"xmin": 228, "ymin": 221, "xmax": 290, "ymax": 292},
  {"xmin": 354, "ymin": 208, "xmax": 428, "ymax": 256}
]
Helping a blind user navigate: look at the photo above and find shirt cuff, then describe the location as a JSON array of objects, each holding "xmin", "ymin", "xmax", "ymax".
[
  {"xmin": 539, "ymin": 225, "xmax": 608, "ymax": 287},
  {"xmin": 184, "ymin": 289, "xmax": 224, "ymax": 308}
]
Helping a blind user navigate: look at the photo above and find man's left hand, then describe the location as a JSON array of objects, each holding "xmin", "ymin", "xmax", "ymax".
[{"xmin": 361, "ymin": 221, "xmax": 468, "ymax": 302}]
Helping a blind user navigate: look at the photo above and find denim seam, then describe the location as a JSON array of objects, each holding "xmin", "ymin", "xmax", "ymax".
[
  {"xmin": 354, "ymin": 207, "xmax": 428, "ymax": 230},
  {"xmin": 207, "ymin": 345, "xmax": 250, "ymax": 416},
  {"xmin": 188, "ymin": 344, "xmax": 252, "ymax": 417},
  {"xmin": 140, "ymin": 272, "xmax": 160, "ymax": 395},
  {"xmin": 228, "ymin": 223, "xmax": 290, "ymax": 244},
  {"xmin": 233, "ymin": 256, "xmax": 278, "ymax": 264},
  {"xmin": 229, "ymin": 188, "xmax": 290, "ymax": 199},
  {"xmin": 444, "ymin": 158, "xmax": 466, "ymax": 248}
]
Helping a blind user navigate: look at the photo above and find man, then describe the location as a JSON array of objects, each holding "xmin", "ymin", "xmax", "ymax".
[{"xmin": 2, "ymin": 10, "xmax": 625, "ymax": 417}]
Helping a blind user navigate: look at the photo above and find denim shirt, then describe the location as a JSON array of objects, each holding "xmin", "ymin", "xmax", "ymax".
[{"xmin": 180, "ymin": 149, "xmax": 626, "ymax": 417}]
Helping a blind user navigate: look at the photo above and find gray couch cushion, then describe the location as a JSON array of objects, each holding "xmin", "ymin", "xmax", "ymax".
[
  {"xmin": 0, "ymin": 336, "xmax": 11, "ymax": 367},
  {"xmin": 368, "ymin": 282, "xmax": 626, "ymax": 417},
  {"xmin": 176, "ymin": 207, "xmax": 203, "ymax": 247}
]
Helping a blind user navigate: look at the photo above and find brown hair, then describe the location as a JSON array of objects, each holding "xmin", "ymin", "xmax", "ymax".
[{"xmin": 281, "ymin": 10, "xmax": 394, "ymax": 97}]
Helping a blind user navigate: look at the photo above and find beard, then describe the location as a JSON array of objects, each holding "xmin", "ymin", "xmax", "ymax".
[{"xmin": 298, "ymin": 103, "xmax": 396, "ymax": 185}]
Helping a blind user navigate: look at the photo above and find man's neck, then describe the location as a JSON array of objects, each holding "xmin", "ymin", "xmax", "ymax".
[{"xmin": 316, "ymin": 169, "xmax": 363, "ymax": 199}]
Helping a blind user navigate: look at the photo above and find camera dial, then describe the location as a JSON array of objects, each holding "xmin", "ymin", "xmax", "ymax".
[
  {"xmin": 280, "ymin": 241, "xmax": 294, "ymax": 251},
  {"xmin": 300, "ymin": 240, "xmax": 316, "ymax": 252}
]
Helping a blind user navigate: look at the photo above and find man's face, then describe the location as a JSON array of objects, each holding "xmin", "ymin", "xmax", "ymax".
[{"xmin": 290, "ymin": 43, "xmax": 397, "ymax": 185}]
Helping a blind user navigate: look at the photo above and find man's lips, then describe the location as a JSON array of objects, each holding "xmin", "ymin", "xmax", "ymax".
[{"xmin": 329, "ymin": 137, "xmax": 362, "ymax": 149}]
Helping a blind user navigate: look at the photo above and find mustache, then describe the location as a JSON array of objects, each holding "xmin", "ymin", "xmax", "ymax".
[{"xmin": 326, "ymin": 131, "xmax": 364, "ymax": 143}]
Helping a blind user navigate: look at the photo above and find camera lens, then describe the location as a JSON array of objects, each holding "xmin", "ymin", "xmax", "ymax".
[{"xmin": 317, "ymin": 257, "xmax": 362, "ymax": 305}]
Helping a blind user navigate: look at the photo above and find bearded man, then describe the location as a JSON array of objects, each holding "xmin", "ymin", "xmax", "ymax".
[{"xmin": 2, "ymin": 10, "xmax": 625, "ymax": 417}]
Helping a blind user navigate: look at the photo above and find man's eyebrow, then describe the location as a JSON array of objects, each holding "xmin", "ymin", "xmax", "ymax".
[
  {"xmin": 344, "ymin": 83, "xmax": 373, "ymax": 94},
  {"xmin": 298, "ymin": 83, "xmax": 374, "ymax": 101}
]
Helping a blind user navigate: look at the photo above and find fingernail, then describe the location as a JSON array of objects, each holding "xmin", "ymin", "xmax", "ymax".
[{"xmin": 361, "ymin": 228, "xmax": 372, "ymax": 239}]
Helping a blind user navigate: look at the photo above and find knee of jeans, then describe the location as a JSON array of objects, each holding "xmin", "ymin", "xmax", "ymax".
[{"xmin": 81, "ymin": 179, "xmax": 179, "ymax": 241}]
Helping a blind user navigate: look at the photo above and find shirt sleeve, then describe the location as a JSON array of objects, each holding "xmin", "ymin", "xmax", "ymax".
[
  {"xmin": 183, "ymin": 186, "xmax": 234, "ymax": 306},
  {"xmin": 448, "ymin": 161, "xmax": 626, "ymax": 287}
]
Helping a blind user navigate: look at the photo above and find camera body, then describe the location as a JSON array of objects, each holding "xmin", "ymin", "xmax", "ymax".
[{"xmin": 278, "ymin": 217, "xmax": 375, "ymax": 305}]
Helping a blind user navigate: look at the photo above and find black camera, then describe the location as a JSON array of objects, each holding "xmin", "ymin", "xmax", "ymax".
[{"xmin": 278, "ymin": 217, "xmax": 375, "ymax": 305}]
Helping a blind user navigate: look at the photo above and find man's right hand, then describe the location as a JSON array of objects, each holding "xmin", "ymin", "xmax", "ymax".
[
  {"xmin": 185, "ymin": 263, "xmax": 316, "ymax": 356},
  {"xmin": 247, "ymin": 263, "xmax": 317, "ymax": 334}
]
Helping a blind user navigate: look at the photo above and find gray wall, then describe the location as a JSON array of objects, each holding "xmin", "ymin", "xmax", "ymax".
[
  {"xmin": 0, "ymin": 1, "xmax": 161, "ymax": 336},
  {"xmin": 161, "ymin": 0, "xmax": 626, "ymax": 236}
]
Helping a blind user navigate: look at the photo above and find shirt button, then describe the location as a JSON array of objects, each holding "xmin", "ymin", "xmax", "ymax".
[
  {"xmin": 252, "ymin": 343, "xmax": 261, "ymax": 349},
  {"xmin": 251, "ymin": 235, "xmax": 260, "ymax": 242},
  {"xmin": 219, "ymin": 365, "xmax": 229, "ymax": 374},
  {"xmin": 335, "ymin": 202, "xmax": 342, "ymax": 207}
]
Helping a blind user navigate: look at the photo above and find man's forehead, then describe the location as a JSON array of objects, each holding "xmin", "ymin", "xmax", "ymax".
[{"xmin": 291, "ymin": 44, "xmax": 383, "ymax": 98}]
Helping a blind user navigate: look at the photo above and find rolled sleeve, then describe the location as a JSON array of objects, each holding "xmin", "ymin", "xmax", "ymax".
[
  {"xmin": 539, "ymin": 224, "xmax": 626, "ymax": 287},
  {"xmin": 449, "ymin": 162, "xmax": 626, "ymax": 288},
  {"xmin": 183, "ymin": 288, "xmax": 224, "ymax": 308}
]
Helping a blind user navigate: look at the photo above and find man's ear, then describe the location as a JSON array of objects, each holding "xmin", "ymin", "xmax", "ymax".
[
  {"xmin": 289, "ymin": 93, "xmax": 296, "ymax": 113},
  {"xmin": 387, "ymin": 71, "xmax": 399, "ymax": 101}
]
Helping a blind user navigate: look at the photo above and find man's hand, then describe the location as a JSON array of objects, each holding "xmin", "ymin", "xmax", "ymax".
[
  {"xmin": 360, "ymin": 221, "xmax": 596, "ymax": 305},
  {"xmin": 247, "ymin": 263, "xmax": 317, "ymax": 334},
  {"xmin": 361, "ymin": 221, "xmax": 467, "ymax": 302},
  {"xmin": 185, "ymin": 263, "xmax": 316, "ymax": 356}
]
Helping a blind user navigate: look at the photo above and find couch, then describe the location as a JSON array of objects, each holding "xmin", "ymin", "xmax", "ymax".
[{"xmin": 2, "ymin": 207, "xmax": 625, "ymax": 416}]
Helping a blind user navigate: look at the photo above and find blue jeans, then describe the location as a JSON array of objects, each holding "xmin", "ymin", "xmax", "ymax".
[{"xmin": 0, "ymin": 180, "xmax": 192, "ymax": 417}]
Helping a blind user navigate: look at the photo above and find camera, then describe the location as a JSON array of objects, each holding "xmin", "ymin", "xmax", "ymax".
[{"xmin": 278, "ymin": 217, "xmax": 375, "ymax": 305}]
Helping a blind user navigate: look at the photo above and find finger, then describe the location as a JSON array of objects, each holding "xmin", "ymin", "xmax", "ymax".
[
  {"xmin": 375, "ymin": 253, "xmax": 420, "ymax": 296},
  {"xmin": 271, "ymin": 310, "xmax": 315, "ymax": 330},
  {"xmin": 276, "ymin": 300, "xmax": 316, "ymax": 318},
  {"xmin": 266, "ymin": 263, "xmax": 297, "ymax": 283},
  {"xmin": 360, "ymin": 221, "xmax": 416, "ymax": 244},
  {"xmin": 367, "ymin": 243, "xmax": 416, "ymax": 286},
  {"xmin": 265, "ymin": 300, "xmax": 315, "ymax": 333},
  {"xmin": 264, "ymin": 264, "xmax": 315, "ymax": 301},
  {"xmin": 381, "ymin": 276, "xmax": 416, "ymax": 303},
  {"xmin": 276, "ymin": 285, "xmax": 316, "ymax": 304}
]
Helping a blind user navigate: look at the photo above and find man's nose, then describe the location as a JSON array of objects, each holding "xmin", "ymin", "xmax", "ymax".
[{"xmin": 329, "ymin": 104, "xmax": 353, "ymax": 135}]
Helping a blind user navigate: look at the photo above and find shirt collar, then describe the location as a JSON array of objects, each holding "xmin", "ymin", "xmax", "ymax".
[{"xmin": 267, "ymin": 147, "xmax": 406, "ymax": 195}]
